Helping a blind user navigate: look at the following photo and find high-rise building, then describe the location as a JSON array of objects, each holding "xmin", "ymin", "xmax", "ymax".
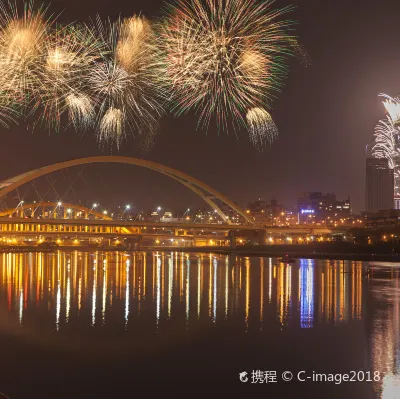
[
  {"xmin": 371, "ymin": 118, "xmax": 400, "ymax": 209},
  {"xmin": 365, "ymin": 158, "xmax": 394, "ymax": 212},
  {"xmin": 391, "ymin": 134, "xmax": 400, "ymax": 209}
]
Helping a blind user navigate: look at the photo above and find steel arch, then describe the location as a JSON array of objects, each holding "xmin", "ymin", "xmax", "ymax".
[{"xmin": 0, "ymin": 156, "xmax": 253, "ymax": 225}]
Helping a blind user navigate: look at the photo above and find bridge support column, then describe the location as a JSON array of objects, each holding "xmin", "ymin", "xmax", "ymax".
[
  {"xmin": 228, "ymin": 231, "xmax": 236, "ymax": 248},
  {"xmin": 134, "ymin": 236, "xmax": 142, "ymax": 251}
]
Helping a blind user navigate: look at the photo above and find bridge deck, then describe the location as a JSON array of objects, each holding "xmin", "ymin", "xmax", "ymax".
[{"xmin": 0, "ymin": 217, "xmax": 259, "ymax": 231}]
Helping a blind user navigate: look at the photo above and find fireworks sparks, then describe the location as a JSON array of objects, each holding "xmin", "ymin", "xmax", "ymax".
[
  {"xmin": 246, "ymin": 107, "xmax": 278, "ymax": 150},
  {"xmin": 0, "ymin": 0, "xmax": 302, "ymax": 150},
  {"xmin": 100, "ymin": 106, "xmax": 123, "ymax": 141},
  {"xmin": 160, "ymin": 0, "xmax": 296, "ymax": 133},
  {"xmin": 65, "ymin": 93, "xmax": 95, "ymax": 131},
  {"xmin": 0, "ymin": 1, "xmax": 51, "ymax": 108},
  {"xmin": 373, "ymin": 94, "xmax": 400, "ymax": 198},
  {"xmin": 380, "ymin": 94, "xmax": 400, "ymax": 127},
  {"xmin": 39, "ymin": 24, "xmax": 103, "ymax": 131},
  {"xmin": 373, "ymin": 116, "xmax": 399, "ymax": 169},
  {"xmin": 116, "ymin": 16, "xmax": 154, "ymax": 73},
  {"xmin": 287, "ymin": 37, "xmax": 311, "ymax": 67},
  {"xmin": 85, "ymin": 16, "xmax": 164, "ymax": 147}
]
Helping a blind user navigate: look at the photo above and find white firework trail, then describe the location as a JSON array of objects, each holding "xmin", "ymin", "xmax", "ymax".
[{"xmin": 246, "ymin": 107, "xmax": 278, "ymax": 150}]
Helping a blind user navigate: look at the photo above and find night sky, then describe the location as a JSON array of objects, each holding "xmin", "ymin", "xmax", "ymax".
[{"xmin": 0, "ymin": 0, "xmax": 399, "ymax": 214}]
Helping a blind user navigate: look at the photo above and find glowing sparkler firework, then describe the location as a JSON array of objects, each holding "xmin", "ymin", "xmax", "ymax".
[
  {"xmin": 373, "ymin": 116, "xmax": 399, "ymax": 169},
  {"xmin": 86, "ymin": 16, "xmax": 164, "ymax": 147},
  {"xmin": 373, "ymin": 94, "xmax": 400, "ymax": 199},
  {"xmin": 39, "ymin": 24, "xmax": 103, "ymax": 131},
  {"xmin": 160, "ymin": 0, "xmax": 296, "ymax": 140},
  {"xmin": 287, "ymin": 37, "xmax": 311, "ymax": 67},
  {"xmin": 0, "ymin": 2, "xmax": 165, "ymax": 144},
  {"xmin": 0, "ymin": 0, "xmax": 301, "ymax": 150},
  {"xmin": 0, "ymin": 2, "xmax": 101, "ymax": 131},
  {"xmin": 380, "ymin": 94, "xmax": 400, "ymax": 127},
  {"xmin": 246, "ymin": 107, "xmax": 278, "ymax": 149},
  {"xmin": 0, "ymin": 0, "xmax": 51, "ymax": 121}
]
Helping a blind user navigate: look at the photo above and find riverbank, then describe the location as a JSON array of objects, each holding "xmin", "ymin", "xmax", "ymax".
[{"xmin": 2, "ymin": 243, "xmax": 400, "ymax": 261}]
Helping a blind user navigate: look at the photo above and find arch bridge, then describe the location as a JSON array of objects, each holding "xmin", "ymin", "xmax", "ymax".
[
  {"xmin": 0, "ymin": 157, "xmax": 265, "ymax": 248},
  {"xmin": 0, "ymin": 156, "xmax": 254, "ymax": 225}
]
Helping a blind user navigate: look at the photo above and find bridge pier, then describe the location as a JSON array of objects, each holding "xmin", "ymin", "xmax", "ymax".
[
  {"xmin": 126, "ymin": 236, "xmax": 142, "ymax": 251},
  {"xmin": 228, "ymin": 231, "xmax": 236, "ymax": 248}
]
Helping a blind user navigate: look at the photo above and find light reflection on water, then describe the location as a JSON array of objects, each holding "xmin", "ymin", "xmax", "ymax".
[
  {"xmin": 0, "ymin": 251, "xmax": 399, "ymax": 398},
  {"xmin": 370, "ymin": 276, "xmax": 400, "ymax": 398},
  {"xmin": 0, "ymin": 252, "xmax": 365, "ymax": 329}
]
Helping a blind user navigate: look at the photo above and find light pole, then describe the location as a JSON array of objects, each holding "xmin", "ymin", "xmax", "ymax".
[
  {"xmin": 122, "ymin": 204, "xmax": 131, "ymax": 220},
  {"xmin": 87, "ymin": 203, "xmax": 98, "ymax": 218}
]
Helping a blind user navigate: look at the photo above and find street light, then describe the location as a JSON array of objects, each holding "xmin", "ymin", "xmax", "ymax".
[
  {"xmin": 126, "ymin": 205, "xmax": 131, "ymax": 210},
  {"xmin": 157, "ymin": 206, "xmax": 162, "ymax": 212},
  {"xmin": 57, "ymin": 202, "xmax": 62, "ymax": 206},
  {"xmin": 87, "ymin": 203, "xmax": 98, "ymax": 219},
  {"xmin": 103, "ymin": 210, "xmax": 108, "ymax": 215}
]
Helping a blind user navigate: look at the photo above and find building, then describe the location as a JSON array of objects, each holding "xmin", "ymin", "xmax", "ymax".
[
  {"xmin": 393, "ymin": 152, "xmax": 400, "ymax": 209},
  {"xmin": 297, "ymin": 192, "xmax": 351, "ymax": 224},
  {"xmin": 246, "ymin": 198, "xmax": 286, "ymax": 226},
  {"xmin": 160, "ymin": 211, "xmax": 183, "ymax": 223},
  {"xmin": 366, "ymin": 158, "xmax": 394, "ymax": 213}
]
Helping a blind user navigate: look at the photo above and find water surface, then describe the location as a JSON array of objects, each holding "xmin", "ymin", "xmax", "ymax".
[{"xmin": 0, "ymin": 251, "xmax": 399, "ymax": 398}]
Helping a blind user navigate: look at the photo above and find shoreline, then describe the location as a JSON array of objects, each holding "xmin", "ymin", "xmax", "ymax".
[{"xmin": 1, "ymin": 244, "xmax": 400, "ymax": 262}]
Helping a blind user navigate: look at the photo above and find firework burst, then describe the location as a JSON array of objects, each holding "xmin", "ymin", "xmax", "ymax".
[
  {"xmin": 287, "ymin": 37, "xmax": 311, "ymax": 67},
  {"xmin": 0, "ymin": 1, "xmax": 51, "ymax": 107},
  {"xmin": 246, "ymin": 107, "xmax": 278, "ymax": 150},
  {"xmin": 380, "ymin": 93, "xmax": 400, "ymax": 127},
  {"xmin": 86, "ymin": 16, "xmax": 165, "ymax": 147},
  {"xmin": 372, "ymin": 92, "xmax": 400, "ymax": 202},
  {"xmin": 38, "ymin": 24, "xmax": 103, "ymax": 131},
  {"xmin": 160, "ymin": 0, "xmax": 296, "ymax": 133},
  {"xmin": 0, "ymin": 0, "xmax": 300, "ymax": 150},
  {"xmin": 373, "ymin": 113, "xmax": 400, "ymax": 199},
  {"xmin": 373, "ymin": 115, "xmax": 399, "ymax": 168}
]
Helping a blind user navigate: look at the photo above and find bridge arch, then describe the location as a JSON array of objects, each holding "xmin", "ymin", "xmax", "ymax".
[
  {"xmin": 0, "ymin": 156, "xmax": 253, "ymax": 225},
  {"xmin": 0, "ymin": 201, "xmax": 112, "ymax": 220}
]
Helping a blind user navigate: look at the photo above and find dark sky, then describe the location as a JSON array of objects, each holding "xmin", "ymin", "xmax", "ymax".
[{"xmin": 1, "ymin": 0, "xmax": 399, "ymax": 213}]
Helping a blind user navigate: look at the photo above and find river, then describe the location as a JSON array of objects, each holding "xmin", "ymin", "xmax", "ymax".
[{"xmin": 0, "ymin": 251, "xmax": 398, "ymax": 398}]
